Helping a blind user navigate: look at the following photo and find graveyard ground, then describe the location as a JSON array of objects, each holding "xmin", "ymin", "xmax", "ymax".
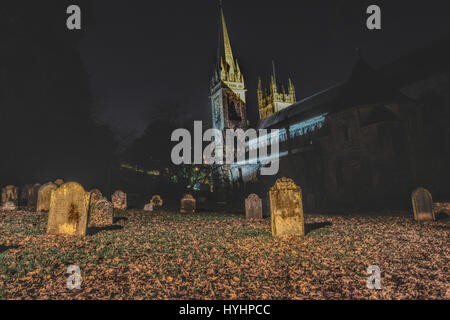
[{"xmin": 0, "ymin": 209, "xmax": 449, "ymax": 300}]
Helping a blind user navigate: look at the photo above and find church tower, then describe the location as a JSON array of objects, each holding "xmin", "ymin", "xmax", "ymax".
[
  {"xmin": 257, "ymin": 65, "xmax": 296, "ymax": 120},
  {"xmin": 210, "ymin": 3, "xmax": 247, "ymax": 132}
]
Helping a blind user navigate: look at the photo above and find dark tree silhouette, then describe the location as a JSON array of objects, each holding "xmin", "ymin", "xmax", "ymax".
[{"xmin": 0, "ymin": 0, "xmax": 116, "ymax": 191}]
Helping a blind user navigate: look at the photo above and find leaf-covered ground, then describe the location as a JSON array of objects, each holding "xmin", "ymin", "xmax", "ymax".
[{"xmin": 0, "ymin": 209, "xmax": 448, "ymax": 300}]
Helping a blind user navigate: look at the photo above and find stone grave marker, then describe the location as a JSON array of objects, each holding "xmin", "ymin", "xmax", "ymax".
[
  {"xmin": 151, "ymin": 195, "xmax": 163, "ymax": 207},
  {"xmin": 89, "ymin": 189, "xmax": 103, "ymax": 206},
  {"xmin": 46, "ymin": 182, "xmax": 90, "ymax": 236},
  {"xmin": 111, "ymin": 190, "xmax": 127, "ymax": 210},
  {"xmin": 20, "ymin": 184, "xmax": 32, "ymax": 205},
  {"xmin": 144, "ymin": 203, "xmax": 153, "ymax": 211},
  {"xmin": 1, "ymin": 185, "xmax": 18, "ymax": 206},
  {"xmin": 88, "ymin": 197, "xmax": 113, "ymax": 227},
  {"xmin": 37, "ymin": 182, "xmax": 58, "ymax": 212},
  {"xmin": 269, "ymin": 178, "xmax": 305, "ymax": 237},
  {"xmin": 411, "ymin": 187, "xmax": 435, "ymax": 221},
  {"xmin": 28, "ymin": 183, "xmax": 41, "ymax": 208},
  {"xmin": 1, "ymin": 201, "xmax": 17, "ymax": 211},
  {"xmin": 245, "ymin": 194, "xmax": 263, "ymax": 219},
  {"xmin": 180, "ymin": 194, "xmax": 196, "ymax": 213}
]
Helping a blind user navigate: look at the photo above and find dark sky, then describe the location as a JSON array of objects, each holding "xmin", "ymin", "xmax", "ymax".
[{"xmin": 80, "ymin": 0, "xmax": 450, "ymax": 138}]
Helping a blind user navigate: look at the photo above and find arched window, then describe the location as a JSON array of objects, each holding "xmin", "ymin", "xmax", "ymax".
[{"xmin": 228, "ymin": 101, "xmax": 241, "ymax": 121}]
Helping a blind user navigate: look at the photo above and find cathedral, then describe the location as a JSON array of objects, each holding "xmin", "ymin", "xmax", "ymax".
[
  {"xmin": 210, "ymin": 5, "xmax": 296, "ymax": 192},
  {"xmin": 210, "ymin": 5, "xmax": 450, "ymax": 210}
]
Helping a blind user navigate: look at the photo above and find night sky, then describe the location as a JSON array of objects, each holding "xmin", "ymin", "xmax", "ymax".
[{"xmin": 79, "ymin": 0, "xmax": 450, "ymax": 137}]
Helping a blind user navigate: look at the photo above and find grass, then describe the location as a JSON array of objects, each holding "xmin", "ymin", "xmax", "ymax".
[{"xmin": 0, "ymin": 208, "xmax": 448, "ymax": 300}]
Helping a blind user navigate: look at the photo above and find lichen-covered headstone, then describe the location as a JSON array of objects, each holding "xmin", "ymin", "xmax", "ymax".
[
  {"xmin": 27, "ymin": 183, "xmax": 41, "ymax": 208},
  {"xmin": 151, "ymin": 195, "xmax": 163, "ymax": 207},
  {"xmin": 245, "ymin": 194, "xmax": 263, "ymax": 219},
  {"xmin": 54, "ymin": 179, "xmax": 64, "ymax": 186},
  {"xmin": 111, "ymin": 190, "xmax": 127, "ymax": 210},
  {"xmin": 88, "ymin": 197, "xmax": 113, "ymax": 227},
  {"xmin": 269, "ymin": 178, "xmax": 305, "ymax": 237},
  {"xmin": 37, "ymin": 182, "xmax": 58, "ymax": 212},
  {"xmin": 1, "ymin": 201, "xmax": 17, "ymax": 211},
  {"xmin": 411, "ymin": 187, "xmax": 435, "ymax": 221},
  {"xmin": 180, "ymin": 194, "xmax": 196, "ymax": 213},
  {"xmin": 144, "ymin": 203, "xmax": 153, "ymax": 211},
  {"xmin": 47, "ymin": 182, "xmax": 90, "ymax": 236},
  {"xmin": 1, "ymin": 185, "xmax": 18, "ymax": 206}
]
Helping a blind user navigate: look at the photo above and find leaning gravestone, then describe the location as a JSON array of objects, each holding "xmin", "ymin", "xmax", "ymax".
[
  {"xmin": 180, "ymin": 194, "xmax": 196, "ymax": 213},
  {"xmin": 88, "ymin": 197, "xmax": 113, "ymax": 227},
  {"xmin": 1, "ymin": 185, "xmax": 18, "ymax": 206},
  {"xmin": 1, "ymin": 201, "xmax": 17, "ymax": 211},
  {"xmin": 47, "ymin": 182, "xmax": 90, "ymax": 236},
  {"xmin": 245, "ymin": 194, "xmax": 263, "ymax": 219},
  {"xmin": 28, "ymin": 183, "xmax": 41, "ymax": 208},
  {"xmin": 269, "ymin": 178, "xmax": 305, "ymax": 237},
  {"xmin": 37, "ymin": 182, "xmax": 58, "ymax": 212},
  {"xmin": 111, "ymin": 190, "xmax": 127, "ymax": 210},
  {"xmin": 411, "ymin": 187, "xmax": 435, "ymax": 221}
]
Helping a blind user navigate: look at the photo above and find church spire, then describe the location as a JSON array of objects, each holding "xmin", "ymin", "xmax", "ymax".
[{"xmin": 218, "ymin": 1, "xmax": 235, "ymax": 70}]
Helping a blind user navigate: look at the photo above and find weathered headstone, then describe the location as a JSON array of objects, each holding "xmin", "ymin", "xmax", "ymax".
[
  {"xmin": 269, "ymin": 178, "xmax": 305, "ymax": 237},
  {"xmin": 37, "ymin": 182, "xmax": 58, "ymax": 212},
  {"xmin": 111, "ymin": 190, "xmax": 127, "ymax": 210},
  {"xmin": 20, "ymin": 184, "xmax": 32, "ymax": 205},
  {"xmin": 245, "ymin": 194, "xmax": 263, "ymax": 219},
  {"xmin": 47, "ymin": 182, "xmax": 90, "ymax": 236},
  {"xmin": 144, "ymin": 203, "xmax": 153, "ymax": 211},
  {"xmin": 1, "ymin": 201, "xmax": 17, "ymax": 211},
  {"xmin": 180, "ymin": 194, "xmax": 196, "ymax": 213},
  {"xmin": 89, "ymin": 189, "xmax": 103, "ymax": 206},
  {"xmin": 151, "ymin": 195, "xmax": 163, "ymax": 207},
  {"xmin": 88, "ymin": 197, "xmax": 113, "ymax": 227},
  {"xmin": 54, "ymin": 179, "xmax": 64, "ymax": 186},
  {"xmin": 411, "ymin": 187, "xmax": 435, "ymax": 221},
  {"xmin": 27, "ymin": 183, "xmax": 41, "ymax": 208},
  {"xmin": 1, "ymin": 185, "xmax": 18, "ymax": 205}
]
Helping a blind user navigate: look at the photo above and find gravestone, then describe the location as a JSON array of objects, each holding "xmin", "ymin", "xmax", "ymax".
[
  {"xmin": 88, "ymin": 197, "xmax": 113, "ymax": 227},
  {"xmin": 1, "ymin": 185, "xmax": 18, "ymax": 205},
  {"xmin": 37, "ymin": 182, "xmax": 58, "ymax": 212},
  {"xmin": 47, "ymin": 182, "xmax": 90, "ymax": 236},
  {"xmin": 28, "ymin": 183, "xmax": 41, "ymax": 208},
  {"xmin": 20, "ymin": 184, "xmax": 32, "ymax": 205},
  {"xmin": 1, "ymin": 201, "xmax": 17, "ymax": 211},
  {"xmin": 89, "ymin": 189, "xmax": 103, "ymax": 206},
  {"xmin": 180, "ymin": 194, "xmax": 196, "ymax": 213},
  {"xmin": 151, "ymin": 195, "xmax": 163, "ymax": 207},
  {"xmin": 54, "ymin": 179, "xmax": 64, "ymax": 186},
  {"xmin": 111, "ymin": 190, "xmax": 127, "ymax": 210},
  {"xmin": 411, "ymin": 187, "xmax": 435, "ymax": 221},
  {"xmin": 245, "ymin": 194, "xmax": 263, "ymax": 219},
  {"xmin": 144, "ymin": 203, "xmax": 153, "ymax": 211},
  {"xmin": 269, "ymin": 178, "xmax": 305, "ymax": 237}
]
